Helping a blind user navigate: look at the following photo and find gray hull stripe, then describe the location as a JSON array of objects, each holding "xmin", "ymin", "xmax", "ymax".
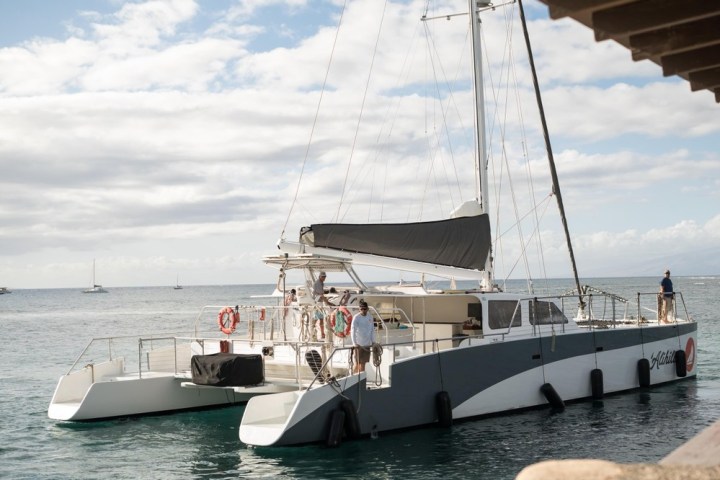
[{"xmin": 277, "ymin": 323, "xmax": 696, "ymax": 445}]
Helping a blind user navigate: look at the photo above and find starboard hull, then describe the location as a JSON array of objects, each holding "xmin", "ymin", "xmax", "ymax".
[{"xmin": 239, "ymin": 322, "xmax": 697, "ymax": 446}]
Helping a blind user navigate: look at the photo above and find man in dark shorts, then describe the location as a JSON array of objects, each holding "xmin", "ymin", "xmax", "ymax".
[{"xmin": 350, "ymin": 300, "xmax": 375, "ymax": 373}]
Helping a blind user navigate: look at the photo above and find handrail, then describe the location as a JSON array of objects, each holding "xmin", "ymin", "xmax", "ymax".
[
  {"xmin": 304, "ymin": 303, "xmax": 415, "ymax": 344},
  {"xmin": 65, "ymin": 291, "xmax": 694, "ymax": 381},
  {"xmin": 306, "ymin": 332, "xmax": 492, "ymax": 388},
  {"xmin": 66, "ymin": 338, "xmax": 101, "ymax": 374},
  {"xmin": 192, "ymin": 304, "xmax": 289, "ymax": 337},
  {"xmin": 343, "ymin": 304, "xmax": 415, "ymax": 344}
]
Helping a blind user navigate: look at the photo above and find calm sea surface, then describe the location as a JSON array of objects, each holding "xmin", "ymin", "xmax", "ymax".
[{"xmin": 1, "ymin": 277, "xmax": 719, "ymax": 479}]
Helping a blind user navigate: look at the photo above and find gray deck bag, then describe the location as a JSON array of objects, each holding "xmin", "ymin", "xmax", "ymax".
[{"xmin": 190, "ymin": 353, "xmax": 263, "ymax": 386}]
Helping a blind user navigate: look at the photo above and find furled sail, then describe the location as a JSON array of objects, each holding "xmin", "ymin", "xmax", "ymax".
[{"xmin": 299, "ymin": 214, "xmax": 491, "ymax": 271}]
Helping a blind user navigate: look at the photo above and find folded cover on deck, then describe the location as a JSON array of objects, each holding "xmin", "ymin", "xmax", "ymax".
[{"xmin": 190, "ymin": 353, "xmax": 264, "ymax": 387}]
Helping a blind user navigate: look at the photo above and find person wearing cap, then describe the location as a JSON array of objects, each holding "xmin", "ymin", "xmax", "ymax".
[
  {"xmin": 313, "ymin": 271, "xmax": 334, "ymax": 338},
  {"xmin": 660, "ymin": 269, "xmax": 674, "ymax": 323},
  {"xmin": 350, "ymin": 300, "xmax": 375, "ymax": 373}
]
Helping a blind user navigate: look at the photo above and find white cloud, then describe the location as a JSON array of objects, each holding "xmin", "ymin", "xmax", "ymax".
[
  {"xmin": 229, "ymin": 0, "xmax": 308, "ymax": 18},
  {"xmin": 543, "ymin": 82, "xmax": 720, "ymax": 141},
  {"xmin": 0, "ymin": 0, "xmax": 718, "ymax": 289},
  {"xmin": 92, "ymin": 0, "xmax": 198, "ymax": 48}
]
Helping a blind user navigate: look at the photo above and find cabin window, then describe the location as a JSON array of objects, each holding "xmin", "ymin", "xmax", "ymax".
[
  {"xmin": 530, "ymin": 300, "xmax": 569, "ymax": 325},
  {"xmin": 487, "ymin": 301, "xmax": 521, "ymax": 329},
  {"xmin": 467, "ymin": 303, "xmax": 482, "ymax": 321}
]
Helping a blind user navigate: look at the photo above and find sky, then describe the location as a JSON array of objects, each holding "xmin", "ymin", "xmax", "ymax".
[{"xmin": 0, "ymin": 0, "xmax": 718, "ymax": 290}]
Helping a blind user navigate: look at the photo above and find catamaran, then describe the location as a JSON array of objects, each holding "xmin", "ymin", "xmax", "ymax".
[
  {"xmin": 237, "ymin": 0, "xmax": 697, "ymax": 446},
  {"xmin": 49, "ymin": 0, "xmax": 696, "ymax": 446}
]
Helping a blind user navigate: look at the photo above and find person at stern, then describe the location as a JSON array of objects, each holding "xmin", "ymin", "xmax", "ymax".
[{"xmin": 660, "ymin": 269, "xmax": 674, "ymax": 323}]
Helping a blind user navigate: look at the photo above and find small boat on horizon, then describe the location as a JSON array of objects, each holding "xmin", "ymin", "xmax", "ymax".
[
  {"xmin": 83, "ymin": 259, "xmax": 107, "ymax": 294},
  {"xmin": 0, "ymin": 287, "xmax": 11, "ymax": 294}
]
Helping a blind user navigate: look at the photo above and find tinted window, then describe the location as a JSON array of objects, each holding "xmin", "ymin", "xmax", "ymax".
[
  {"xmin": 467, "ymin": 303, "xmax": 482, "ymax": 321},
  {"xmin": 530, "ymin": 300, "xmax": 568, "ymax": 325},
  {"xmin": 488, "ymin": 301, "xmax": 521, "ymax": 329}
]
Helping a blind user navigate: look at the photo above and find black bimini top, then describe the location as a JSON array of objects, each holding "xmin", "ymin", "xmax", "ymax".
[{"xmin": 299, "ymin": 214, "xmax": 491, "ymax": 271}]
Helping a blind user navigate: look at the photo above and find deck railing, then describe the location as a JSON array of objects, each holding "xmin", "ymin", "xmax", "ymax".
[{"xmin": 64, "ymin": 293, "xmax": 692, "ymax": 384}]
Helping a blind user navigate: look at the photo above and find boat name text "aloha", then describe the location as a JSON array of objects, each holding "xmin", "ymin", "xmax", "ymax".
[{"xmin": 650, "ymin": 349, "xmax": 676, "ymax": 370}]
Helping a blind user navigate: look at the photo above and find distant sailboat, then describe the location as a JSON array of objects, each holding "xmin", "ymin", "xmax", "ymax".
[
  {"xmin": 83, "ymin": 259, "xmax": 107, "ymax": 293},
  {"xmin": 174, "ymin": 275, "xmax": 182, "ymax": 290}
]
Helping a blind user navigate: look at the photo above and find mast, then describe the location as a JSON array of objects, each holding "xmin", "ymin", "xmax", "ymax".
[
  {"xmin": 469, "ymin": 0, "xmax": 493, "ymax": 289},
  {"xmin": 517, "ymin": 0, "xmax": 585, "ymax": 308}
]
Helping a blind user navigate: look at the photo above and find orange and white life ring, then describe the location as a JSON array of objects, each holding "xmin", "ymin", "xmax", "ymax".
[
  {"xmin": 258, "ymin": 307, "xmax": 266, "ymax": 321},
  {"xmin": 330, "ymin": 306, "xmax": 352, "ymax": 338},
  {"xmin": 218, "ymin": 306, "xmax": 239, "ymax": 335}
]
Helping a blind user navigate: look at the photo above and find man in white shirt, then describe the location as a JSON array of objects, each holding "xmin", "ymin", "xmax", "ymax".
[{"xmin": 350, "ymin": 300, "xmax": 375, "ymax": 373}]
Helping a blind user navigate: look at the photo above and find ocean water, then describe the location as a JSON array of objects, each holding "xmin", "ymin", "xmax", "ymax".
[{"xmin": 1, "ymin": 277, "xmax": 719, "ymax": 479}]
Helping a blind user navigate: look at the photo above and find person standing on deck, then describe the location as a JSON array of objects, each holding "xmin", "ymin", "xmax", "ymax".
[
  {"xmin": 313, "ymin": 272, "xmax": 334, "ymax": 339},
  {"xmin": 660, "ymin": 269, "xmax": 674, "ymax": 323},
  {"xmin": 351, "ymin": 300, "xmax": 375, "ymax": 374}
]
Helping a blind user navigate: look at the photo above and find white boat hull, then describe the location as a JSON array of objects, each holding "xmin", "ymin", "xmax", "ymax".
[
  {"xmin": 48, "ymin": 372, "xmax": 236, "ymax": 421},
  {"xmin": 47, "ymin": 349, "xmax": 306, "ymax": 421},
  {"xmin": 239, "ymin": 324, "xmax": 697, "ymax": 446}
]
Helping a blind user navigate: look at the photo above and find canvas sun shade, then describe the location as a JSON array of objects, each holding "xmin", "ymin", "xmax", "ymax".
[{"xmin": 299, "ymin": 214, "xmax": 491, "ymax": 271}]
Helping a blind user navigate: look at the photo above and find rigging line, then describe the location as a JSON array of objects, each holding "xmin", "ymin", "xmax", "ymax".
[
  {"xmin": 496, "ymin": 192, "xmax": 552, "ymax": 239},
  {"xmin": 446, "ymin": 25, "xmax": 474, "ymax": 202},
  {"xmin": 508, "ymin": 31, "xmax": 551, "ymax": 290},
  {"xmin": 423, "ymin": 19, "xmax": 469, "ymax": 207},
  {"xmin": 487, "ymin": 6, "xmax": 537, "ymax": 292},
  {"xmin": 280, "ymin": 0, "xmax": 349, "ymax": 238},
  {"xmin": 479, "ymin": 23, "xmax": 505, "ymax": 263},
  {"xmin": 499, "ymin": 193, "xmax": 553, "ymax": 283},
  {"xmin": 494, "ymin": 57, "xmax": 535, "ymax": 291},
  {"xmin": 334, "ymin": 0, "xmax": 389, "ymax": 223},
  {"xmin": 502, "ymin": 3, "xmax": 548, "ymax": 287},
  {"xmin": 374, "ymin": 20, "xmax": 424, "ymax": 222},
  {"xmin": 416, "ymin": 25, "xmax": 443, "ymax": 222},
  {"xmin": 336, "ymin": 22, "xmax": 424, "ymax": 224},
  {"xmin": 421, "ymin": 13, "xmax": 469, "ymax": 218},
  {"xmin": 416, "ymin": 135, "xmax": 436, "ymax": 221},
  {"xmin": 414, "ymin": 4, "xmax": 443, "ymax": 221},
  {"xmin": 335, "ymin": 135, "xmax": 382, "ymax": 218},
  {"xmin": 368, "ymin": 163, "xmax": 377, "ymax": 223},
  {"xmin": 518, "ymin": 0, "xmax": 585, "ymax": 309}
]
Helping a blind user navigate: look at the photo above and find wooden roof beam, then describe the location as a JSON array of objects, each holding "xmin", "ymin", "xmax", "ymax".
[
  {"xmin": 689, "ymin": 67, "xmax": 720, "ymax": 92},
  {"xmin": 542, "ymin": 0, "xmax": 632, "ymax": 20},
  {"xmin": 662, "ymin": 45, "xmax": 720, "ymax": 76},
  {"xmin": 630, "ymin": 15, "xmax": 720, "ymax": 61},
  {"xmin": 593, "ymin": 0, "xmax": 720, "ymax": 41}
]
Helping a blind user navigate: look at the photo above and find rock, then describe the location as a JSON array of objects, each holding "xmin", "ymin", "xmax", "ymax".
[{"xmin": 515, "ymin": 459, "xmax": 720, "ymax": 480}]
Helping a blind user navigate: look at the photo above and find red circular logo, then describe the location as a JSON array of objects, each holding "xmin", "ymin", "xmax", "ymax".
[{"xmin": 685, "ymin": 337, "xmax": 696, "ymax": 373}]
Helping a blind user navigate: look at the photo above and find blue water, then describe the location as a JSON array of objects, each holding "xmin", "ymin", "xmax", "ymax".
[{"xmin": 1, "ymin": 277, "xmax": 719, "ymax": 479}]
